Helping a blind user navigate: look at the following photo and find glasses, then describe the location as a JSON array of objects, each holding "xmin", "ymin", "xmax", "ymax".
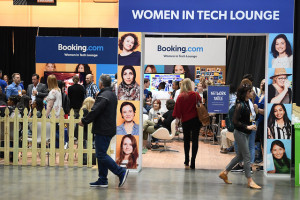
[{"xmin": 277, "ymin": 77, "xmax": 287, "ymax": 81}]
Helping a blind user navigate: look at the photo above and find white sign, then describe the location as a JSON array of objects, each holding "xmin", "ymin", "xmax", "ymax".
[{"xmin": 145, "ymin": 38, "xmax": 226, "ymax": 65}]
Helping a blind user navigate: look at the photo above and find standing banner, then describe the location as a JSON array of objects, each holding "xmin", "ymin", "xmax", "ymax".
[
  {"xmin": 207, "ymin": 86, "xmax": 229, "ymax": 114},
  {"xmin": 116, "ymin": 32, "xmax": 142, "ymax": 171},
  {"xmin": 119, "ymin": 0, "xmax": 295, "ymax": 180}
]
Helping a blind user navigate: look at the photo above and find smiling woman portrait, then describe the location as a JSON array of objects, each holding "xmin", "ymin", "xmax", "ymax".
[
  {"xmin": 267, "ymin": 104, "xmax": 291, "ymax": 139},
  {"xmin": 116, "ymin": 134, "xmax": 139, "ymax": 169},
  {"xmin": 117, "ymin": 101, "xmax": 139, "ymax": 135},
  {"xmin": 268, "ymin": 68, "xmax": 292, "ymax": 104},
  {"xmin": 268, "ymin": 140, "xmax": 290, "ymax": 174},
  {"xmin": 118, "ymin": 65, "xmax": 140, "ymax": 101},
  {"xmin": 118, "ymin": 33, "xmax": 141, "ymax": 66},
  {"xmin": 271, "ymin": 34, "xmax": 293, "ymax": 68}
]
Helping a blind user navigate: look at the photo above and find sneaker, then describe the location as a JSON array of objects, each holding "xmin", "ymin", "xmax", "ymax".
[
  {"xmin": 119, "ymin": 169, "xmax": 129, "ymax": 187},
  {"xmin": 89, "ymin": 180, "xmax": 108, "ymax": 188},
  {"xmin": 220, "ymin": 148, "xmax": 229, "ymax": 154},
  {"xmin": 231, "ymin": 164, "xmax": 244, "ymax": 172},
  {"xmin": 243, "ymin": 167, "xmax": 254, "ymax": 174}
]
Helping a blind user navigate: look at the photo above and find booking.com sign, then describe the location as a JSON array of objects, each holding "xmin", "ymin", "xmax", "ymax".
[
  {"xmin": 157, "ymin": 45, "xmax": 203, "ymax": 53},
  {"xmin": 58, "ymin": 44, "xmax": 104, "ymax": 53}
]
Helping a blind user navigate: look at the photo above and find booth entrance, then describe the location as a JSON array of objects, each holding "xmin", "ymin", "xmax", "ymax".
[{"xmin": 141, "ymin": 33, "xmax": 266, "ymax": 170}]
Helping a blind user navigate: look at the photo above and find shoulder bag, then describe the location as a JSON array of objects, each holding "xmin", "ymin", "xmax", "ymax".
[{"xmin": 196, "ymin": 93, "xmax": 210, "ymax": 126}]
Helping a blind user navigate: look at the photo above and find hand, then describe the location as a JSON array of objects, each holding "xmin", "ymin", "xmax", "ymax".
[
  {"xmin": 284, "ymin": 79, "xmax": 291, "ymax": 90},
  {"xmin": 247, "ymin": 125, "xmax": 257, "ymax": 131},
  {"xmin": 78, "ymin": 121, "xmax": 84, "ymax": 127},
  {"xmin": 32, "ymin": 90, "xmax": 37, "ymax": 96}
]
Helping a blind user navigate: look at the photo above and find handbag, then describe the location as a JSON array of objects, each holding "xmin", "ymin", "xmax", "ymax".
[{"xmin": 196, "ymin": 93, "xmax": 210, "ymax": 126}]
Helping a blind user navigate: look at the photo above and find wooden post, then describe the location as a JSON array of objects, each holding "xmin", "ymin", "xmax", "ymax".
[
  {"xmin": 22, "ymin": 108, "xmax": 29, "ymax": 166},
  {"xmin": 40, "ymin": 109, "xmax": 47, "ymax": 166},
  {"xmin": 31, "ymin": 109, "xmax": 38, "ymax": 166},
  {"xmin": 68, "ymin": 109, "xmax": 75, "ymax": 167},
  {"xmin": 13, "ymin": 108, "xmax": 19, "ymax": 165},
  {"xmin": 77, "ymin": 109, "xmax": 84, "ymax": 167},
  {"xmin": 58, "ymin": 109, "xmax": 65, "ymax": 167},
  {"xmin": 87, "ymin": 123, "xmax": 93, "ymax": 167},
  {"xmin": 4, "ymin": 108, "xmax": 10, "ymax": 165},
  {"xmin": 49, "ymin": 109, "xmax": 56, "ymax": 166}
]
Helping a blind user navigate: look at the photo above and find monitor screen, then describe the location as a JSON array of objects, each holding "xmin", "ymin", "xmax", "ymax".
[
  {"xmin": 144, "ymin": 73, "xmax": 185, "ymax": 92},
  {"xmin": 44, "ymin": 72, "xmax": 86, "ymax": 94}
]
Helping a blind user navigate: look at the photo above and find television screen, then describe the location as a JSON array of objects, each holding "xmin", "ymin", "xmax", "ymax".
[
  {"xmin": 44, "ymin": 72, "xmax": 86, "ymax": 94},
  {"xmin": 144, "ymin": 73, "xmax": 185, "ymax": 92}
]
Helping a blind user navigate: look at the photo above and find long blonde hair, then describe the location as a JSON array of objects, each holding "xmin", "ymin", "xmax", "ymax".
[
  {"xmin": 81, "ymin": 97, "xmax": 95, "ymax": 112},
  {"xmin": 47, "ymin": 75, "xmax": 59, "ymax": 91},
  {"xmin": 180, "ymin": 78, "xmax": 193, "ymax": 94}
]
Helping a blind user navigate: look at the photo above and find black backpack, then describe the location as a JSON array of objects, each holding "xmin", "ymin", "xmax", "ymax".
[
  {"xmin": 225, "ymin": 102, "xmax": 244, "ymax": 132},
  {"xmin": 62, "ymin": 93, "xmax": 70, "ymax": 115}
]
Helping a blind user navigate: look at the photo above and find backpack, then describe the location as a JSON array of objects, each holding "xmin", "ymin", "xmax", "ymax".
[
  {"xmin": 225, "ymin": 102, "xmax": 244, "ymax": 132},
  {"xmin": 62, "ymin": 93, "xmax": 70, "ymax": 115}
]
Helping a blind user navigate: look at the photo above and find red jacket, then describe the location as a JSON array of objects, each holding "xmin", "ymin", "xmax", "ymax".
[{"xmin": 172, "ymin": 91, "xmax": 201, "ymax": 122}]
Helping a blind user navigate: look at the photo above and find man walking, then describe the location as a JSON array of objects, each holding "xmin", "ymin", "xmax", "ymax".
[{"xmin": 78, "ymin": 74, "xmax": 129, "ymax": 188}]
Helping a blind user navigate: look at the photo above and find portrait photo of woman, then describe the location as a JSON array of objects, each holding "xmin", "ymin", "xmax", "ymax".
[
  {"xmin": 118, "ymin": 32, "xmax": 141, "ymax": 66},
  {"xmin": 118, "ymin": 65, "xmax": 140, "ymax": 101},
  {"xmin": 116, "ymin": 135, "xmax": 139, "ymax": 169},
  {"xmin": 267, "ymin": 104, "xmax": 291, "ymax": 139},
  {"xmin": 144, "ymin": 65, "xmax": 157, "ymax": 74},
  {"xmin": 268, "ymin": 68, "xmax": 292, "ymax": 104},
  {"xmin": 267, "ymin": 140, "xmax": 291, "ymax": 174},
  {"xmin": 172, "ymin": 65, "xmax": 194, "ymax": 80},
  {"xmin": 117, "ymin": 101, "xmax": 139, "ymax": 135},
  {"xmin": 40, "ymin": 63, "xmax": 56, "ymax": 84},
  {"xmin": 270, "ymin": 34, "xmax": 293, "ymax": 68},
  {"xmin": 74, "ymin": 64, "xmax": 92, "ymax": 75}
]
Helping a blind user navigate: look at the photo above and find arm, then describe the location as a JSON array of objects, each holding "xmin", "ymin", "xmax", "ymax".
[
  {"xmin": 81, "ymin": 97, "xmax": 108, "ymax": 125},
  {"xmin": 92, "ymin": 84, "xmax": 100, "ymax": 97},
  {"xmin": 270, "ymin": 81, "xmax": 291, "ymax": 104},
  {"xmin": 46, "ymin": 99, "xmax": 54, "ymax": 117},
  {"xmin": 37, "ymin": 84, "xmax": 49, "ymax": 99},
  {"xmin": 6, "ymin": 86, "xmax": 11, "ymax": 99}
]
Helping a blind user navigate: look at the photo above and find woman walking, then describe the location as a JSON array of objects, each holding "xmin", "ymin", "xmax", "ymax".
[
  {"xmin": 172, "ymin": 78, "xmax": 202, "ymax": 169},
  {"xmin": 219, "ymin": 84, "xmax": 261, "ymax": 189}
]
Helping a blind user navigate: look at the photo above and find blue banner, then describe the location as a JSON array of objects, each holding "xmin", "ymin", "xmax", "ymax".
[
  {"xmin": 36, "ymin": 37, "xmax": 118, "ymax": 64},
  {"xmin": 207, "ymin": 86, "xmax": 229, "ymax": 114},
  {"xmin": 119, "ymin": 0, "xmax": 294, "ymax": 33}
]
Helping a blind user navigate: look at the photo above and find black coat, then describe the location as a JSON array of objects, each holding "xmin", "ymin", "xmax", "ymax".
[{"xmin": 81, "ymin": 87, "xmax": 117, "ymax": 136}]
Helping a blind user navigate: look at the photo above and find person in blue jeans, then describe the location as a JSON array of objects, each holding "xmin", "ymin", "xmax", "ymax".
[{"xmin": 79, "ymin": 74, "xmax": 129, "ymax": 188}]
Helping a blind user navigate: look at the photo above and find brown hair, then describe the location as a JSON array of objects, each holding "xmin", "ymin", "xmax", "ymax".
[{"xmin": 116, "ymin": 135, "xmax": 139, "ymax": 169}]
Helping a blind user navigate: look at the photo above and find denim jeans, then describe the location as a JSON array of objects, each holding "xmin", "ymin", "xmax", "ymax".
[
  {"xmin": 234, "ymin": 130, "xmax": 256, "ymax": 164},
  {"xmin": 95, "ymin": 135, "xmax": 125, "ymax": 183},
  {"xmin": 248, "ymin": 130, "xmax": 256, "ymax": 164}
]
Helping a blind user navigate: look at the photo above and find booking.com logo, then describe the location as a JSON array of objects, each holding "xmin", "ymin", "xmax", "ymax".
[
  {"xmin": 157, "ymin": 45, "xmax": 203, "ymax": 53},
  {"xmin": 58, "ymin": 44, "xmax": 104, "ymax": 53}
]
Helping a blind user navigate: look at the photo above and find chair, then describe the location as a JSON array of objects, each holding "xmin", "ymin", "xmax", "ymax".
[{"xmin": 151, "ymin": 119, "xmax": 178, "ymax": 152}]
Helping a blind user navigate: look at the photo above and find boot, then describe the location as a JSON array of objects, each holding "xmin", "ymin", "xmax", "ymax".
[{"xmin": 219, "ymin": 171, "xmax": 232, "ymax": 184}]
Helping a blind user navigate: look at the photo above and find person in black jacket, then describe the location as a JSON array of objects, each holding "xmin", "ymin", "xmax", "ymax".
[
  {"xmin": 219, "ymin": 84, "xmax": 261, "ymax": 189},
  {"xmin": 78, "ymin": 74, "xmax": 129, "ymax": 188},
  {"xmin": 68, "ymin": 75, "xmax": 85, "ymax": 118}
]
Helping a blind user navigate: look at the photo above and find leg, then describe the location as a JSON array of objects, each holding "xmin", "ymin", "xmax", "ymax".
[
  {"xmin": 182, "ymin": 120, "xmax": 192, "ymax": 166},
  {"xmin": 225, "ymin": 130, "xmax": 245, "ymax": 172},
  {"xmin": 248, "ymin": 130, "xmax": 256, "ymax": 165},
  {"xmin": 94, "ymin": 135, "xmax": 125, "ymax": 183},
  {"xmin": 191, "ymin": 118, "xmax": 200, "ymax": 168}
]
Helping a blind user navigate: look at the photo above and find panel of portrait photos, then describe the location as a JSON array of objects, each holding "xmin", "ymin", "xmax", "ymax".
[
  {"xmin": 116, "ymin": 32, "xmax": 142, "ymax": 170},
  {"xmin": 266, "ymin": 33, "xmax": 293, "ymax": 174}
]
